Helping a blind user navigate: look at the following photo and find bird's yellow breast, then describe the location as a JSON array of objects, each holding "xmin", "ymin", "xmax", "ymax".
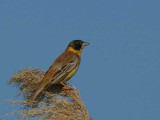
[{"xmin": 61, "ymin": 47, "xmax": 81, "ymax": 83}]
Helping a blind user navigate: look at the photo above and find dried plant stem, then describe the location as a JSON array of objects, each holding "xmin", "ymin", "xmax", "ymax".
[{"xmin": 4, "ymin": 68, "xmax": 91, "ymax": 120}]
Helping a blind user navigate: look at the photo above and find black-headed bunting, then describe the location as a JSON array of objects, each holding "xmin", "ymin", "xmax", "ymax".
[{"xmin": 28, "ymin": 40, "xmax": 89, "ymax": 102}]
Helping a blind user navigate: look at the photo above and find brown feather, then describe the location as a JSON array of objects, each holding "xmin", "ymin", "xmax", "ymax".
[{"xmin": 28, "ymin": 47, "xmax": 81, "ymax": 102}]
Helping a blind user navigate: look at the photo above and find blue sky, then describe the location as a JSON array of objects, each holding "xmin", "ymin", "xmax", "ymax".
[{"xmin": 0, "ymin": 0, "xmax": 160, "ymax": 120}]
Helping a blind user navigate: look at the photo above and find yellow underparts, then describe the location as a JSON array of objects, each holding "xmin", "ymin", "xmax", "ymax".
[
  {"xmin": 61, "ymin": 47, "xmax": 82, "ymax": 83},
  {"xmin": 67, "ymin": 47, "xmax": 81, "ymax": 56}
]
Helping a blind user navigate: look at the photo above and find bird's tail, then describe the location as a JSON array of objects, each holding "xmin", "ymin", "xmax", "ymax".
[{"xmin": 28, "ymin": 85, "xmax": 45, "ymax": 102}]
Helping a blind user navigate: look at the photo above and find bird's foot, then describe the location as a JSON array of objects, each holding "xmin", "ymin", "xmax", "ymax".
[{"xmin": 61, "ymin": 82, "xmax": 73, "ymax": 90}]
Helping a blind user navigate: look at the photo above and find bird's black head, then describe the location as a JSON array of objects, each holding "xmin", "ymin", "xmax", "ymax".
[{"xmin": 68, "ymin": 40, "xmax": 89, "ymax": 51}]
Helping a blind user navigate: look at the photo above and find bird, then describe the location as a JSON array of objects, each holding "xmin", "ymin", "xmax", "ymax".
[{"xmin": 28, "ymin": 40, "xmax": 89, "ymax": 102}]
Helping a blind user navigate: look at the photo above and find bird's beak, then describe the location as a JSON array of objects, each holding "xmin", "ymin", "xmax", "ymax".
[{"xmin": 82, "ymin": 42, "xmax": 89, "ymax": 46}]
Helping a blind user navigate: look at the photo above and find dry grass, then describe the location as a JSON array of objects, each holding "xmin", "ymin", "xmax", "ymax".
[{"xmin": 5, "ymin": 68, "xmax": 91, "ymax": 120}]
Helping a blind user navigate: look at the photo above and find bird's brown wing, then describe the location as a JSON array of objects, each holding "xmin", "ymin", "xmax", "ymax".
[
  {"xmin": 28, "ymin": 54, "xmax": 79, "ymax": 102},
  {"xmin": 51, "ymin": 54, "xmax": 79, "ymax": 84}
]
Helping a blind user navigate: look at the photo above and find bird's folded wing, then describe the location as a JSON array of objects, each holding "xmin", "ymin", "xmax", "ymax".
[{"xmin": 51, "ymin": 56, "xmax": 78, "ymax": 84}]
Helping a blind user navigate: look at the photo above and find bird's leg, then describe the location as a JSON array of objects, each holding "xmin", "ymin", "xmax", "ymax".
[{"xmin": 60, "ymin": 82, "xmax": 73, "ymax": 90}]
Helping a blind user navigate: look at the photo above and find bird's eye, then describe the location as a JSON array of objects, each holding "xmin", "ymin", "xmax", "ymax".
[
  {"xmin": 77, "ymin": 42, "xmax": 81, "ymax": 45},
  {"xmin": 74, "ymin": 42, "xmax": 82, "ymax": 50}
]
